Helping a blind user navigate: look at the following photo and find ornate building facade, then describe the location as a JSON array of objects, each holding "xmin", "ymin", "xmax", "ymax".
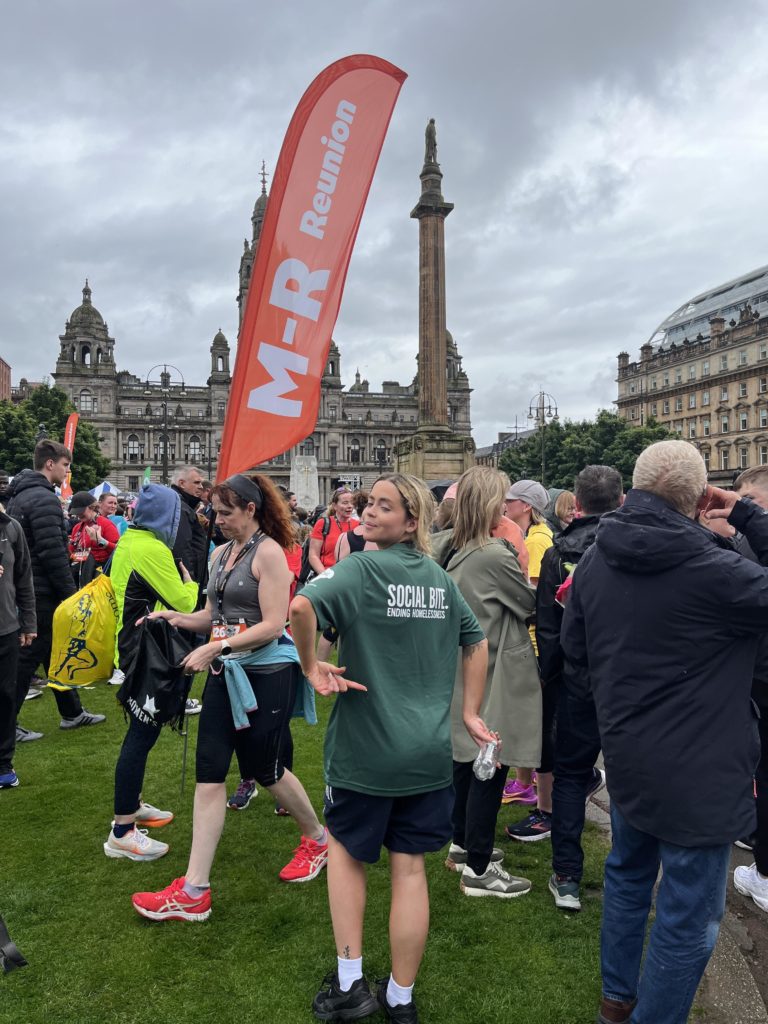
[
  {"xmin": 52, "ymin": 282, "xmax": 232, "ymax": 491},
  {"xmin": 616, "ymin": 264, "xmax": 768, "ymax": 484},
  {"xmin": 52, "ymin": 155, "xmax": 473, "ymax": 497}
]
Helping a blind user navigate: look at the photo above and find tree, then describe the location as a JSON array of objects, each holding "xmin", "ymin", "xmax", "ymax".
[
  {"xmin": 0, "ymin": 385, "xmax": 111, "ymax": 489},
  {"xmin": 498, "ymin": 410, "xmax": 675, "ymax": 490}
]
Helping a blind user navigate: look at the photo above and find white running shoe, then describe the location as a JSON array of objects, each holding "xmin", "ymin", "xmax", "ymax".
[
  {"xmin": 184, "ymin": 698, "xmax": 202, "ymax": 715},
  {"xmin": 135, "ymin": 802, "xmax": 174, "ymax": 828},
  {"xmin": 104, "ymin": 827, "xmax": 169, "ymax": 861},
  {"xmin": 734, "ymin": 863, "xmax": 768, "ymax": 912},
  {"xmin": 108, "ymin": 669, "xmax": 125, "ymax": 687}
]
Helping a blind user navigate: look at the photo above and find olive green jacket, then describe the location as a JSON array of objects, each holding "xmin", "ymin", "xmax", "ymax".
[{"xmin": 431, "ymin": 531, "xmax": 542, "ymax": 767}]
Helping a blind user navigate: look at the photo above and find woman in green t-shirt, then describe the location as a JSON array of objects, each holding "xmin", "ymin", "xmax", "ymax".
[{"xmin": 291, "ymin": 473, "xmax": 494, "ymax": 1024}]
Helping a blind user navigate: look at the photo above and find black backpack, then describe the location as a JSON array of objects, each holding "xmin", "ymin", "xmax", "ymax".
[
  {"xmin": 297, "ymin": 516, "xmax": 332, "ymax": 587},
  {"xmin": 117, "ymin": 616, "xmax": 194, "ymax": 732}
]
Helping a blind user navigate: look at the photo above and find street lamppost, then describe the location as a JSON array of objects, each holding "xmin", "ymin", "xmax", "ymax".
[
  {"xmin": 527, "ymin": 390, "xmax": 558, "ymax": 488},
  {"xmin": 144, "ymin": 365, "xmax": 187, "ymax": 485}
]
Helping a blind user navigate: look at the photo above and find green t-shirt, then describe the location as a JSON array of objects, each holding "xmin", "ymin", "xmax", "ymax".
[{"xmin": 301, "ymin": 543, "xmax": 485, "ymax": 796}]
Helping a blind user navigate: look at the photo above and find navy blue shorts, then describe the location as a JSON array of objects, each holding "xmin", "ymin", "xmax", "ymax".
[{"xmin": 323, "ymin": 783, "xmax": 454, "ymax": 864}]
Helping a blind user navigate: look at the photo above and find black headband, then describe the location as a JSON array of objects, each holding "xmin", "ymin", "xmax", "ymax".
[{"xmin": 226, "ymin": 474, "xmax": 263, "ymax": 510}]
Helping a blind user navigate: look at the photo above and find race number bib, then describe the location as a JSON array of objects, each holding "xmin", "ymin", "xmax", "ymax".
[{"xmin": 210, "ymin": 619, "xmax": 247, "ymax": 643}]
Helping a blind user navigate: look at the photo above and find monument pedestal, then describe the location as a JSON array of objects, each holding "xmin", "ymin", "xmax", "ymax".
[{"xmin": 395, "ymin": 427, "xmax": 475, "ymax": 482}]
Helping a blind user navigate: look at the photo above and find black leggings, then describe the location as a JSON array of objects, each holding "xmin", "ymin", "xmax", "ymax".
[
  {"xmin": 756, "ymin": 709, "xmax": 768, "ymax": 876},
  {"xmin": 114, "ymin": 714, "xmax": 162, "ymax": 816},
  {"xmin": 452, "ymin": 759, "xmax": 510, "ymax": 874},
  {"xmin": 196, "ymin": 664, "xmax": 298, "ymax": 786}
]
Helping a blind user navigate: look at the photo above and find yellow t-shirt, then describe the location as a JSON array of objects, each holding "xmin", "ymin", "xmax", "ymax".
[{"xmin": 525, "ymin": 521, "xmax": 554, "ymax": 655}]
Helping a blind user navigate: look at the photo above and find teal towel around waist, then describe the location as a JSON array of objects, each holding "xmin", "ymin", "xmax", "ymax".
[{"xmin": 221, "ymin": 632, "xmax": 315, "ymax": 730}]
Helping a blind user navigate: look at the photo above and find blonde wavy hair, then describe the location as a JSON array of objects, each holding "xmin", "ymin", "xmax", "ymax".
[
  {"xmin": 452, "ymin": 466, "xmax": 508, "ymax": 550},
  {"xmin": 373, "ymin": 473, "xmax": 433, "ymax": 555}
]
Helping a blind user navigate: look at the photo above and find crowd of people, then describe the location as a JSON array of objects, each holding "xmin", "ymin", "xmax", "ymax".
[{"xmin": 1, "ymin": 436, "xmax": 766, "ymax": 1024}]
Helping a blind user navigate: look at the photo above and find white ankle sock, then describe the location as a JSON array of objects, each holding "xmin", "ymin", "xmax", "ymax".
[
  {"xmin": 337, "ymin": 956, "xmax": 362, "ymax": 992},
  {"xmin": 312, "ymin": 826, "xmax": 328, "ymax": 845},
  {"xmin": 182, "ymin": 880, "xmax": 210, "ymax": 898},
  {"xmin": 387, "ymin": 975, "xmax": 413, "ymax": 1007}
]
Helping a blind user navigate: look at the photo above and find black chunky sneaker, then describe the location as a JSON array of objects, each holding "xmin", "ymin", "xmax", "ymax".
[
  {"xmin": 375, "ymin": 980, "xmax": 419, "ymax": 1023},
  {"xmin": 312, "ymin": 971, "xmax": 379, "ymax": 1021}
]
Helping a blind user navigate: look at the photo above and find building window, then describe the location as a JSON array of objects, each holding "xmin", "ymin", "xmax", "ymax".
[
  {"xmin": 650, "ymin": 403, "xmax": 657, "ymax": 417},
  {"xmin": 300, "ymin": 436, "xmax": 315, "ymax": 457},
  {"xmin": 703, "ymin": 450, "xmax": 711, "ymax": 471},
  {"xmin": 721, "ymin": 415, "xmax": 729, "ymax": 433},
  {"xmin": 761, "ymin": 445, "xmax": 768, "ymax": 466},
  {"xmin": 761, "ymin": 343, "xmax": 768, "ymax": 361},
  {"xmin": 689, "ymin": 422, "xmax": 696, "ymax": 438},
  {"xmin": 374, "ymin": 438, "xmax": 387, "ymax": 465},
  {"xmin": 329, "ymin": 445, "xmax": 337, "ymax": 466},
  {"xmin": 702, "ymin": 360, "xmax": 710, "ymax": 377},
  {"xmin": 702, "ymin": 390, "xmax": 710, "ymax": 406},
  {"xmin": 662, "ymin": 400, "xmax": 670, "ymax": 415},
  {"xmin": 187, "ymin": 434, "xmax": 202, "ymax": 462},
  {"xmin": 740, "ymin": 447, "xmax": 749, "ymax": 469},
  {"xmin": 630, "ymin": 407, "xmax": 638, "ymax": 420},
  {"xmin": 329, "ymin": 405, "xmax": 337, "ymax": 422},
  {"xmin": 721, "ymin": 386, "xmax": 729, "ymax": 402},
  {"xmin": 349, "ymin": 438, "xmax": 361, "ymax": 464},
  {"xmin": 688, "ymin": 365, "xmax": 696, "ymax": 380},
  {"xmin": 674, "ymin": 397, "xmax": 683, "ymax": 412},
  {"xmin": 688, "ymin": 394, "xmax": 696, "ymax": 409},
  {"xmin": 217, "ymin": 402, "xmax": 226, "ymax": 419},
  {"xmin": 739, "ymin": 381, "xmax": 748, "ymax": 398},
  {"xmin": 80, "ymin": 389, "xmax": 95, "ymax": 413},
  {"xmin": 126, "ymin": 433, "xmax": 140, "ymax": 463},
  {"xmin": 663, "ymin": 371, "xmax": 669, "ymax": 386},
  {"xmin": 675, "ymin": 368, "xmax": 682, "ymax": 384},
  {"xmin": 629, "ymin": 382, "xmax": 636, "ymax": 394},
  {"xmin": 720, "ymin": 449, "xmax": 730, "ymax": 471},
  {"xmin": 761, "ymin": 408, "xmax": 768, "ymax": 429},
  {"xmin": 673, "ymin": 420, "xmax": 683, "ymax": 435},
  {"xmin": 128, "ymin": 476, "xmax": 139, "ymax": 491},
  {"xmin": 720, "ymin": 355, "xmax": 728, "ymax": 371},
  {"xmin": 760, "ymin": 377, "xmax": 767, "ymax": 394},
  {"xmin": 740, "ymin": 411, "xmax": 749, "ymax": 431},
  {"xmin": 651, "ymin": 376, "xmax": 657, "ymax": 390},
  {"xmin": 702, "ymin": 418, "xmax": 710, "ymax": 436},
  {"xmin": 740, "ymin": 350, "xmax": 748, "ymax": 366}
]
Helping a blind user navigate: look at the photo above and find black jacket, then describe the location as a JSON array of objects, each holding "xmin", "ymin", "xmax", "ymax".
[
  {"xmin": 171, "ymin": 486, "xmax": 209, "ymax": 587},
  {"xmin": 5, "ymin": 470, "xmax": 76, "ymax": 607},
  {"xmin": 735, "ymin": 533, "xmax": 768, "ymax": 709},
  {"xmin": 0, "ymin": 511, "xmax": 36, "ymax": 636},
  {"xmin": 536, "ymin": 514, "xmax": 602, "ymax": 692},
  {"xmin": 561, "ymin": 489, "xmax": 767, "ymax": 847}
]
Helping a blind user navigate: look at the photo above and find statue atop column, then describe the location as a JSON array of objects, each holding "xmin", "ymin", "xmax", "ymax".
[{"xmin": 424, "ymin": 118, "xmax": 437, "ymax": 164}]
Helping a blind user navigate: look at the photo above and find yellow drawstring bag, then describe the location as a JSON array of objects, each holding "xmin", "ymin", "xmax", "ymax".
[{"xmin": 48, "ymin": 574, "xmax": 118, "ymax": 689}]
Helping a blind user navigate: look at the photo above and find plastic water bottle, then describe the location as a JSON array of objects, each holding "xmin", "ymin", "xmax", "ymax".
[{"xmin": 473, "ymin": 740, "xmax": 499, "ymax": 781}]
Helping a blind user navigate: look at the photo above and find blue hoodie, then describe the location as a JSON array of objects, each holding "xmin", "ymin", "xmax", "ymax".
[{"xmin": 132, "ymin": 482, "xmax": 181, "ymax": 549}]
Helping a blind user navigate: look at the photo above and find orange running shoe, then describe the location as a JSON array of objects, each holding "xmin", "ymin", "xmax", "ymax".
[
  {"xmin": 279, "ymin": 834, "xmax": 328, "ymax": 883},
  {"xmin": 132, "ymin": 877, "xmax": 211, "ymax": 922}
]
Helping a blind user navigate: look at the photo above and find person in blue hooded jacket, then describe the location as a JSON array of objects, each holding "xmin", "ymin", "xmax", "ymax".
[
  {"xmin": 103, "ymin": 482, "xmax": 198, "ymax": 862},
  {"xmin": 562, "ymin": 440, "xmax": 768, "ymax": 1024}
]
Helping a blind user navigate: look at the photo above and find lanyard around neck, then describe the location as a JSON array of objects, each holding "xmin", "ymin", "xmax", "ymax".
[{"xmin": 213, "ymin": 531, "xmax": 261, "ymax": 618}]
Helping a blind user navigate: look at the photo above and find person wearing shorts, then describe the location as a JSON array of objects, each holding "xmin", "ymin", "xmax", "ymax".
[
  {"xmin": 131, "ymin": 473, "xmax": 328, "ymax": 923},
  {"xmin": 291, "ymin": 473, "xmax": 492, "ymax": 1024}
]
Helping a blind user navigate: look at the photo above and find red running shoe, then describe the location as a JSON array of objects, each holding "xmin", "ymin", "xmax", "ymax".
[
  {"xmin": 131, "ymin": 877, "xmax": 211, "ymax": 922},
  {"xmin": 279, "ymin": 834, "xmax": 328, "ymax": 883}
]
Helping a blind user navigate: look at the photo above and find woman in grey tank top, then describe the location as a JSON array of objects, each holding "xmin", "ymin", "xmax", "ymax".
[{"xmin": 132, "ymin": 474, "xmax": 329, "ymax": 922}]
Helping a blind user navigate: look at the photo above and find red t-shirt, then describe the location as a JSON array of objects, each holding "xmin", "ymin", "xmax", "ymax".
[
  {"xmin": 69, "ymin": 514, "xmax": 120, "ymax": 565},
  {"xmin": 311, "ymin": 516, "xmax": 352, "ymax": 568}
]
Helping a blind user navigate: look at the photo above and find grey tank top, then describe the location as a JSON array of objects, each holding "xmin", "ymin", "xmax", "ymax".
[{"xmin": 213, "ymin": 534, "xmax": 267, "ymax": 627}]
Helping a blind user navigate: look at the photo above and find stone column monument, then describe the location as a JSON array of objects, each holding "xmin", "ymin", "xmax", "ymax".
[{"xmin": 395, "ymin": 119, "xmax": 476, "ymax": 481}]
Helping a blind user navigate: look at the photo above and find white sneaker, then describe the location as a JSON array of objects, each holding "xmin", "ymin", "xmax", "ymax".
[
  {"xmin": 108, "ymin": 669, "xmax": 125, "ymax": 686},
  {"xmin": 445, "ymin": 843, "xmax": 504, "ymax": 873},
  {"xmin": 104, "ymin": 827, "xmax": 169, "ymax": 861},
  {"xmin": 734, "ymin": 863, "xmax": 768, "ymax": 912},
  {"xmin": 135, "ymin": 802, "xmax": 174, "ymax": 828},
  {"xmin": 460, "ymin": 860, "xmax": 532, "ymax": 898},
  {"xmin": 184, "ymin": 698, "xmax": 202, "ymax": 715}
]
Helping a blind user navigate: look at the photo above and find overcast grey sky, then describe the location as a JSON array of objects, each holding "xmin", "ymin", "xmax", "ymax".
[{"xmin": 2, "ymin": 0, "xmax": 767, "ymax": 444}]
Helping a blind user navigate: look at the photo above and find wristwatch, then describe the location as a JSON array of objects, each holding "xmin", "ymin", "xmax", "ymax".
[{"xmin": 220, "ymin": 639, "xmax": 233, "ymax": 656}]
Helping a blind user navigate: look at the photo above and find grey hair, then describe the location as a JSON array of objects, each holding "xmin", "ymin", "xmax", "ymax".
[
  {"xmin": 632, "ymin": 440, "xmax": 706, "ymax": 517},
  {"xmin": 171, "ymin": 465, "xmax": 203, "ymax": 484}
]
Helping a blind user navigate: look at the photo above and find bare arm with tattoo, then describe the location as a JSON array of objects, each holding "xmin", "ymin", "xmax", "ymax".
[{"xmin": 460, "ymin": 638, "xmax": 496, "ymax": 748}]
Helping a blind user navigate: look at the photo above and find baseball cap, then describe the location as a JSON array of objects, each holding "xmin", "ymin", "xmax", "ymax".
[
  {"xmin": 504, "ymin": 480, "xmax": 549, "ymax": 514},
  {"xmin": 70, "ymin": 491, "xmax": 97, "ymax": 512}
]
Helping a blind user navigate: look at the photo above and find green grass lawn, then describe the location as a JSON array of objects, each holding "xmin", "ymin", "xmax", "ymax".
[{"xmin": 1, "ymin": 682, "xmax": 609, "ymax": 1024}]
